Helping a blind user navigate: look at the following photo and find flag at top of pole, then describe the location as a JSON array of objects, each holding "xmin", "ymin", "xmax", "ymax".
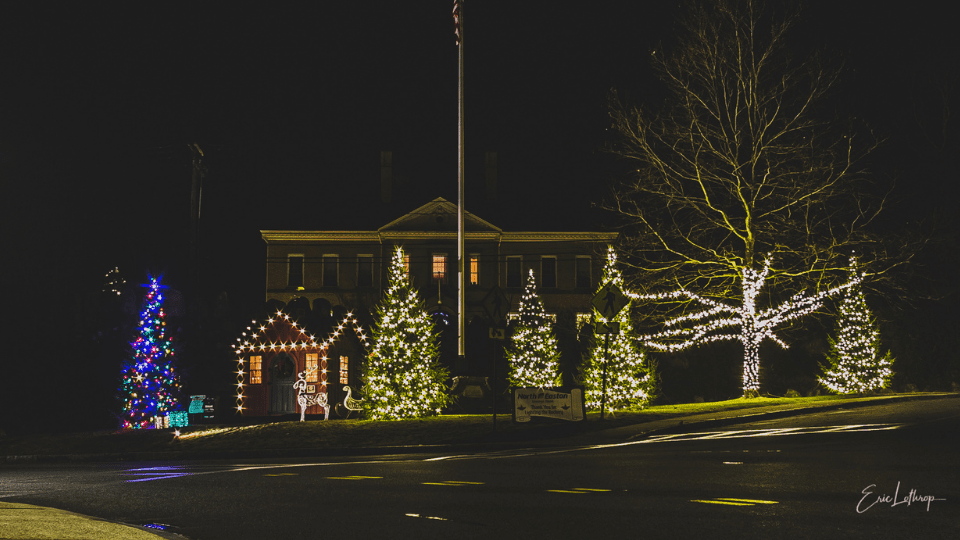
[{"xmin": 453, "ymin": 1, "xmax": 462, "ymax": 45}]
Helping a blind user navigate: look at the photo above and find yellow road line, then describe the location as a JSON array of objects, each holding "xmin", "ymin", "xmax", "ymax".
[
  {"xmin": 572, "ymin": 488, "xmax": 611, "ymax": 492},
  {"xmin": 547, "ymin": 490, "xmax": 587, "ymax": 494},
  {"xmin": 326, "ymin": 475, "xmax": 382, "ymax": 480},
  {"xmin": 716, "ymin": 498, "xmax": 778, "ymax": 504}
]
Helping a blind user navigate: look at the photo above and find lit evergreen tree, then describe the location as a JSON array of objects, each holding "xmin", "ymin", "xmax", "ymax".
[
  {"xmin": 820, "ymin": 262, "xmax": 894, "ymax": 394},
  {"xmin": 506, "ymin": 269, "xmax": 562, "ymax": 388},
  {"xmin": 363, "ymin": 246, "xmax": 450, "ymax": 420},
  {"xmin": 583, "ymin": 246, "xmax": 656, "ymax": 410},
  {"xmin": 120, "ymin": 276, "xmax": 181, "ymax": 428}
]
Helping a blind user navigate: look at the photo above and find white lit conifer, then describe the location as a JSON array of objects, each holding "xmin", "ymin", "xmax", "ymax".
[
  {"xmin": 363, "ymin": 247, "xmax": 450, "ymax": 420},
  {"xmin": 506, "ymin": 269, "xmax": 561, "ymax": 388},
  {"xmin": 583, "ymin": 246, "xmax": 656, "ymax": 410},
  {"xmin": 820, "ymin": 262, "xmax": 894, "ymax": 393}
]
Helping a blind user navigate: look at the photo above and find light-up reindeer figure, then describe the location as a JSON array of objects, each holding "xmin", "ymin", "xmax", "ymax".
[{"xmin": 294, "ymin": 369, "xmax": 329, "ymax": 421}]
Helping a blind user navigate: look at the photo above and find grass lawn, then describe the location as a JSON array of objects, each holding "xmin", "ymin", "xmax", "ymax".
[{"xmin": 0, "ymin": 393, "xmax": 928, "ymax": 459}]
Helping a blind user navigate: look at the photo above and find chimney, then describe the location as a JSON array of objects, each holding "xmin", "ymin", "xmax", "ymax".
[
  {"xmin": 485, "ymin": 150, "xmax": 497, "ymax": 200},
  {"xmin": 380, "ymin": 150, "xmax": 393, "ymax": 203}
]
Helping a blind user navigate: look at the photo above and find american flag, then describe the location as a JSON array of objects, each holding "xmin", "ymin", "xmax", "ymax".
[{"xmin": 453, "ymin": 1, "xmax": 461, "ymax": 45}]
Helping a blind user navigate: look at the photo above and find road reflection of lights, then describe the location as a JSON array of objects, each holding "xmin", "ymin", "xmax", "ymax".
[
  {"xmin": 406, "ymin": 513, "xmax": 449, "ymax": 521},
  {"xmin": 123, "ymin": 465, "xmax": 190, "ymax": 483},
  {"xmin": 426, "ymin": 423, "xmax": 903, "ymax": 462}
]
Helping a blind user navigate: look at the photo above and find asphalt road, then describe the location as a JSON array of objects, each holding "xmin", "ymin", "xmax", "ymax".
[{"xmin": 2, "ymin": 398, "xmax": 957, "ymax": 540}]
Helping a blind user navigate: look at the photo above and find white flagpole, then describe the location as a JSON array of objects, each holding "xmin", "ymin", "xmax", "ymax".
[{"xmin": 456, "ymin": 1, "xmax": 466, "ymax": 363}]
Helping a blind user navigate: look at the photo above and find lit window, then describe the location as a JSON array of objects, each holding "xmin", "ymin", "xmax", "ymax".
[
  {"xmin": 506, "ymin": 256, "xmax": 522, "ymax": 288},
  {"xmin": 323, "ymin": 255, "xmax": 338, "ymax": 287},
  {"xmin": 249, "ymin": 356, "xmax": 262, "ymax": 384},
  {"xmin": 470, "ymin": 254, "xmax": 480, "ymax": 285},
  {"xmin": 357, "ymin": 255, "xmax": 373, "ymax": 287},
  {"xmin": 288, "ymin": 255, "xmax": 304, "ymax": 288},
  {"xmin": 542, "ymin": 256, "xmax": 557, "ymax": 288},
  {"xmin": 403, "ymin": 254, "xmax": 410, "ymax": 281},
  {"xmin": 339, "ymin": 356, "xmax": 349, "ymax": 385},
  {"xmin": 306, "ymin": 353, "xmax": 319, "ymax": 383},
  {"xmin": 576, "ymin": 256, "xmax": 591, "ymax": 289},
  {"xmin": 433, "ymin": 254, "xmax": 448, "ymax": 284}
]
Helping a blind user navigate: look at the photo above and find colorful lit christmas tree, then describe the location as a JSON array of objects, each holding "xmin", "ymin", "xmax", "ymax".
[
  {"xmin": 363, "ymin": 247, "xmax": 450, "ymax": 420},
  {"xmin": 120, "ymin": 276, "xmax": 181, "ymax": 428},
  {"xmin": 583, "ymin": 246, "xmax": 656, "ymax": 410},
  {"xmin": 506, "ymin": 269, "xmax": 562, "ymax": 388},
  {"xmin": 820, "ymin": 262, "xmax": 894, "ymax": 394}
]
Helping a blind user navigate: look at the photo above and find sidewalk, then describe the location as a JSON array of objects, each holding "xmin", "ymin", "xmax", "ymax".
[{"xmin": 0, "ymin": 501, "xmax": 174, "ymax": 540}]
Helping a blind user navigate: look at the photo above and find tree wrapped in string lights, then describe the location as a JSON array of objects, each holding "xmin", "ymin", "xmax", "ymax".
[
  {"xmin": 583, "ymin": 246, "xmax": 656, "ymax": 410},
  {"xmin": 506, "ymin": 269, "xmax": 562, "ymax": 389},
  {"xmin": 120, "ymin": 277, "xmax": 182, "ymax": 428},
  {"xmin": 820, "ymin": 262, "xmax": 894, "ymax": 393},
  {"xmin": 636, "ymin": 257, "xmax": 861, "ymax": 396},
  {"xmin": 603, "ymin": 0, "xmax": 912, "ymax": 397},
  {"xmin": 363, "ymin": 247, "xmax": 450, "ymax": 420}
]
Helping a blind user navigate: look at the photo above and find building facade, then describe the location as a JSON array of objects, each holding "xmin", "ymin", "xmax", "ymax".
[{"xmin": 260, "ymin": 197, "xmax": 617, "ymax": 382}]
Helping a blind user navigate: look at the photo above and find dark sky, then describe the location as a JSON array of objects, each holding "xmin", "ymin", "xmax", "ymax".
[{"xmin": 3, "ymin": 1, "xmax": 956, "ymax": 317}]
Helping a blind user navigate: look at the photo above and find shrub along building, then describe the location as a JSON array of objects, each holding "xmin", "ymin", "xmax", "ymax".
[{"xmin": 254, "ymin": 196, "xmax": 616, "ymax": 411}]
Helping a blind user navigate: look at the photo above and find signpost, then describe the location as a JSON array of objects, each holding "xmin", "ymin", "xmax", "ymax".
[
  {"xmin": 592, "ymin": 283, "xmax": 628, "ymax": 420},
  {"xmin": 513, "ymin": 388, "xmax": 585, "ymax": 423},
  {"xmin": 483, "ymin": 285, "xmax": 509, "ymax": 430}
]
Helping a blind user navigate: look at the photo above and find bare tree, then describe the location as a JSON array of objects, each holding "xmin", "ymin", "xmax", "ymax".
[{"xmin": 604, "ymin": 0, "xmax": 910, "ymax": 396}]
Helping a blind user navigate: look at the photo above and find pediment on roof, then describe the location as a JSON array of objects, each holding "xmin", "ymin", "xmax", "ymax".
[{"xmin": 378, "ymin": 197, "xmax": 502, "ymax": 233}]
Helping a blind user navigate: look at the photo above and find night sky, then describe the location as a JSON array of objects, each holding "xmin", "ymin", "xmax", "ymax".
[{"xmin": 3, "ymin": 2, "xmax": 956, "ymax": 431}]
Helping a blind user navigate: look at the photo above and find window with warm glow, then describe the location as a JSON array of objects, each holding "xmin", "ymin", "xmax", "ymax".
[
  {"xmin": 250, "ymin": 356, "xmax": 262, "ymax": 384},
  {"xmin": 403, "ymin": 254, "xmax": 410, "ymax": 281},
  {"xmin": 470, "ymin": 254, "xmax": 480, "ymax": 285},
  {"xmin": 433, "ymin": 254, "xmax": 447, "ymax": 284},
  {"xmin": 339, "ymin": 356, "xmax": 349, "ymax": 384},
  {"xmin": 306, "ymin": 353, "xmax": 319, "ymax": 382},
  {"xmin": 542, "ymin": 256, "xmax": 557, "ymax": 288}
]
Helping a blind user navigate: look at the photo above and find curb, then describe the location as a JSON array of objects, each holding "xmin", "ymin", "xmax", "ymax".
[{"xmin": 3, "ymin": 393, "xmax": 956, "ymax": 464}]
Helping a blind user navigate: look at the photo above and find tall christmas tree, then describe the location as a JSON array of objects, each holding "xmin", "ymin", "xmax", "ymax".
[
  {"xmin": 583, "ymin": 246, "xmax": 656, "ymax": 410},
  {"xmin": 363, "ymin": 247, "xmax": 450, "ymax": 420},
  {"xmin": 820, "ymin": 263, "xmax": 894, "ymax": 394},
  {"xmin": 120, "ymin": 277, "xmax": 181, "ymax": 428},
  {"xmin": 506, "ymin": 269, "xmax": 562, "ymax": 388}
]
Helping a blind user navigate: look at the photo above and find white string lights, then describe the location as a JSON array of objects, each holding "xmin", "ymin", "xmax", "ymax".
[
  {"xmin": 232, "ymin": 310, "xmax": 369, "ymax": 414},
  {"xmin": 634, "ymin": 256, "xmax": 861, "ymax": 394},
  {"xmin": 584, "ymin": 246, "xmax": 655, "ymax": 410},
  {"xmin": 365, "ymin": 246, "xmax": 450, "ymax": 420},
  {"xmin": 819, "ymin": 260, "xmax": 894, "ymax": 393},
  {"xmin": 506, "ymin": 269, "xmax": 562, "ymax": 389}
]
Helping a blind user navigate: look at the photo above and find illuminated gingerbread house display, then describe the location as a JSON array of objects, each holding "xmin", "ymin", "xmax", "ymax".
[{"xmin": 233, "ymin": 310, "xmax": 370, "ymax": 417}]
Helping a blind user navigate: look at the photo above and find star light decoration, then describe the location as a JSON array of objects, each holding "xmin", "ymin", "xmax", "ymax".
[
  {"xmin": 120, "ymin": 277, "xmax": 182, "ymax": 429},
  {"xmin": 633, "ymin": 256, "xmax": 861, "ymax": 395},
  {"xmin": 506, "ymin": 269, "xmax": 562, "ymax": 389},
  {"xmin": 363, "ymin": 246, "xmax": 450, "ymax": 420},
  {"xmin": 583, "ymin": 246, "xmax": 655, "ymax": 410},
  {"xmin": 819, "ymin": 259, "xmax": 894, "ymax": 393},
  {"xmin": 232, "ymin": 310, "xmax": 370, "ymax": 414}
]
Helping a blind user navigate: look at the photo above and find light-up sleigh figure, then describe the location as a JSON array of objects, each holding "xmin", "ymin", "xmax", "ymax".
[
  {"xmin": 294, "ymin": 370, "xmax": 329, "ymax": 422},
  {"xmin": 336, "ymin": 385, "xmax": 364, "ymax": 419}
]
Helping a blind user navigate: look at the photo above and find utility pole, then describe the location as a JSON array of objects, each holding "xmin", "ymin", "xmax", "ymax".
[{"xmin": 188, "ymin": 143, "xmax": 205, "ymax": 320}]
